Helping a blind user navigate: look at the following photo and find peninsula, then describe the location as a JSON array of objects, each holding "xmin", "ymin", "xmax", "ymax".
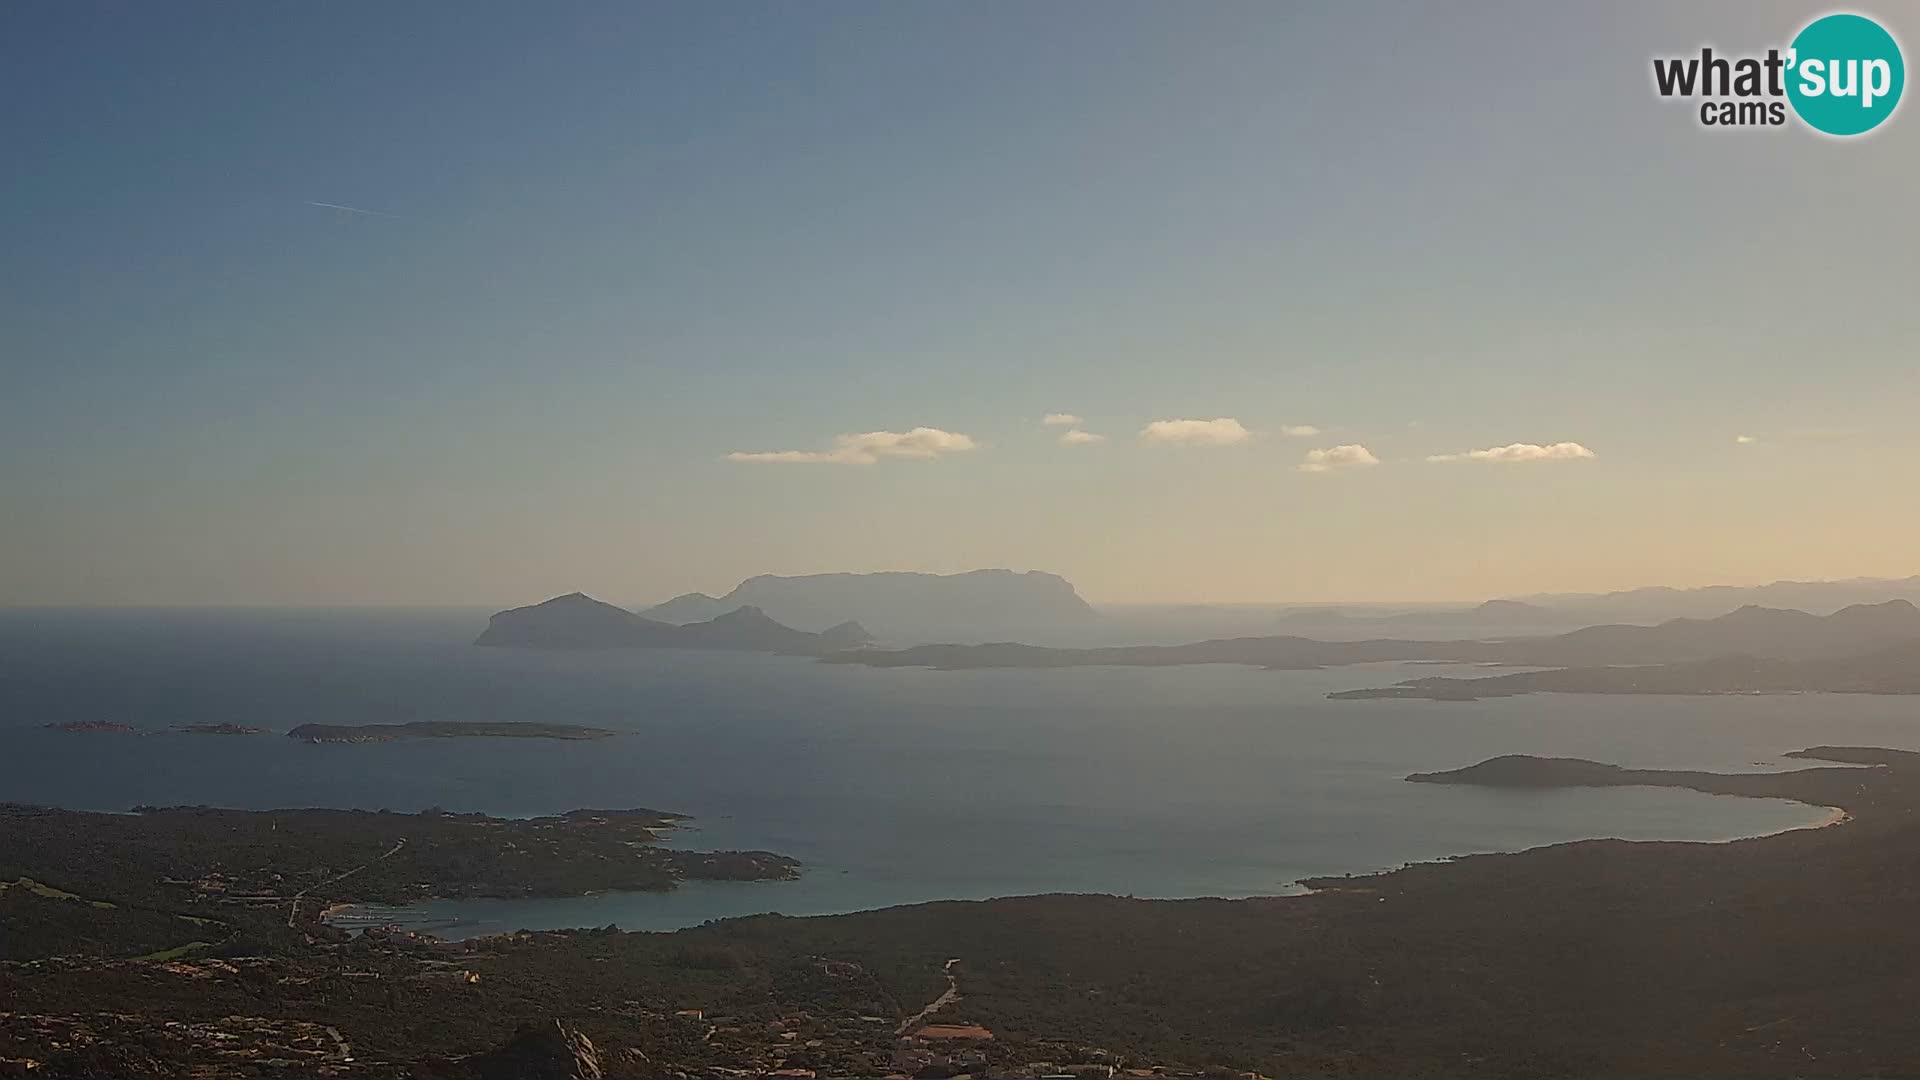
[
  {"xmin": 1330, "ymin": 639, "xmax": 1920, "ymax": 701},
  {"xmin": 828, "ymin": 601, "xmax": 1920, "ymax": 693},
  {"xmin": 0, "ymin": 801, "xmax": 799, "ymax": 963}
]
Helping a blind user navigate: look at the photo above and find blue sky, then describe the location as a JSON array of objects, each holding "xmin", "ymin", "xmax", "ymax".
[{"xmin": 3, "ymin": 2, "xmax": 1916, "ymax": 605}]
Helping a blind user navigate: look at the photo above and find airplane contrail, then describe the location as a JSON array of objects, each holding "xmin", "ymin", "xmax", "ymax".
[{"xmin": 304, "ymin": 200, "xmax": 402, "ymax": 219}]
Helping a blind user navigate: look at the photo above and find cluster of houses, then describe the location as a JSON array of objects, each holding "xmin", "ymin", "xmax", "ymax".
[{"xmin": 0, "ymin": 1009, "xmax": 359, "ymax": 1076}]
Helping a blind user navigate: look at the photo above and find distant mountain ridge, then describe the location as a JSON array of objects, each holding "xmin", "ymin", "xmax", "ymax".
[
  {"xmin": 1270, "ymin": 598, "xmax": 1576, "ymax": 630},
  {"xmin": 1498, "ymin": 599, "xmax": 1920, "ymax": 667},
  {"xmin": 1508, "ymin": 575, "xmax": 1920, "ymax": 620},
  {"xmin": 641, "ymin": 569, "xmax": 1098, "ymax": 643},
  {"xmin": 474, "ymin": 593, "xmax": 870, "ymax": 654},
  {"xmin": 830, "ymin": 600, "xmax": 1920, "ymax": 672}
]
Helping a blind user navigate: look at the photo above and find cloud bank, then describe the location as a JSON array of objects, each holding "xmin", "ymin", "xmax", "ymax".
[
  {"xmin": 1138, "ymin": 417, "xmax": 1251, "ymax": 446},
  {"xmin": 1058, "ymin": 428, "xmax": 1105, "ymax": 446},
  {"xmin": 1279, "ymin": 425, "xmax": 1322, "ymax": 437},
  {"xmin": 727, "ymin": 427, "xmax": 978, "ymax": 465},
  {"xmin": 1042, "ymin": 413, "xmax": 1082, "ymax": 427},
  {"xmin": 1426, "ymin": 441, "xmax": 1596, "ymax": 464},
  {"xmin": 1298, "ymin": 444, "xmax": 1380, "ymax": 473}
]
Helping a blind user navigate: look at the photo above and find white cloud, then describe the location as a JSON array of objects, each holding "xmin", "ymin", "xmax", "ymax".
[
  {"xmin": 1042, "ymin": 413, "xmax": 1082, "ymax": 427},
  {"xmin": 1298, "ymin": 444, "xmax": 1380, "ymax": 473},
  {"xmin": 1426, "ymin": 441, "xmax": 1596, "ymax": 464},
  {"xmin": 1138, "ymin": 417, "xmax": 1251, "ymax": 446},
  {"xmin": 726, "ymin": 427, "xmax": 978, "ymax": 465},
  {"xmin": 1735, "ymin": 434, "xmax": 1758, "ymax": 445},
  {"xmin": 1279, "ymin": 425, "xmax": 1321, "ymax": 437},
  {"xmin": 1058, "ymin": 428, "xmax": 1105, "ymax": 446}
]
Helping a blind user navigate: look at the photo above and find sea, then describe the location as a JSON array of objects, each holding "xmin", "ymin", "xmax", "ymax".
[{"xmin": 4, "ymin": 608, "xmax": 1916, "ymax": 939}]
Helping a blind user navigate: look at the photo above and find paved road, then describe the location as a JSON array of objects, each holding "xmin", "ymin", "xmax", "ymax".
[{"xmin": 287, "ymin": 838, "xmax": 407, "ymax": 928}]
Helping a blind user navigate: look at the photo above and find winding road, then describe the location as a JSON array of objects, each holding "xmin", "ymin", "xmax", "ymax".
[
  {"xmin": 896, "ymin": 957, "xmax": 961, "ymax": 1035},
  {"xmin": 287, "ymin": 838, "xmax": 407, "ymax": 928}
]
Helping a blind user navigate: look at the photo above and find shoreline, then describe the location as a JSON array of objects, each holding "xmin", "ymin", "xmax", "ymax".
[
  {"xmin": 1799, "ymin": 804, "xmax": 1851, "ymax": 831},
  {"xmin": 19, "ymin": 748, "xmax": 1920, "ymax": 1076},
  {"xmin": 350, "ymin": 763, "xmax": 1846, "ymax": 940}
]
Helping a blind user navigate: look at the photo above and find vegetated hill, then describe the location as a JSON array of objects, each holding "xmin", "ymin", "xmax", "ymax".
[
  {"xmin": 641, "ymin": 569, "xmax": 1098, "ymax": 642},
  {"xmin": 825, "ymin": 635, "xmax": 1455, "ymax": 670},
  {"xmin": 1079, "ymin": 598, "xmax": 1604, "ymax": 647},
  {"xmin": 475, "ymin": 593, "xmax": 869, "ymax": 655},
  {"xmin": 16, "ymin": 747, "xmax": 1920, "ymax": 1078},
  {"xmin": 1495, "ymin": 599, "xmax": 1920, "ymax": 666},
  {"xmin": 13, "ymin": 751, "xmax": 1920, "ymax": 1076},
  {"xmin": 1471, "ymin": 598, "xmax": 1570, "ymax": 621},
  {"xmin": 475, "ymin": 593, "xmax": 680, "ymax": 648},
  {"xmin": 0, "ymin": 802, "xmax": 799, "ymax": 962},
  {"xmin": 668, "ymin": 606, "xmax": 870, "ymax": 653},
  {"xmin": 1510, "ymin": 574, "xmax": 1920, "ymax": 620},
  {"xmin": 1333, "ymin": 639, "xmax": 1920, "ymax": 701},
  {"xmin": 1272, "ymin": 598, "xmax": 1577, "ymax": 629},
  {"xmin": 643, "ymin": 591, "xmax": 730, "ymax": 624},
  {"xmin": 830, "ymin": 600, "xmax": 1920, "ymax": 671}
]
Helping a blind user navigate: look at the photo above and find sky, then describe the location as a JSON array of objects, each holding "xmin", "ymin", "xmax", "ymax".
[{"xmin": 3, "ymin": 2, "xmax": 1917, "ymax": 607}]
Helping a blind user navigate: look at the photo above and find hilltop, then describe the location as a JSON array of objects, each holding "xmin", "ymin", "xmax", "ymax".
[
  {"xmin": 831, "ymin": 599, "xmax": 1920, "ymax": 674},
  {"xmin": 1509, "ymin": 574, "xmax": 1920, "ymax": 620},
  {"xmin": 475, "ymin": 593, "xmax": 870, "ymax": 655},
  {"xmin": 642, "ymin": 569, "xmax": 1098, "ymax": 643}
]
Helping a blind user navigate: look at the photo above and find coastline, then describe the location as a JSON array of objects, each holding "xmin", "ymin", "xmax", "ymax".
[
  {"xmin": 355, "ymin": 761, "xmax": 1850, "ymax": 940},
  {"xmin": 1799, "ymin": 804, "xmax": 1851, "ymax": 831},
  {"xmin": 16, "ymin": 745, "xmax": 1920, "ymax": 1076}
]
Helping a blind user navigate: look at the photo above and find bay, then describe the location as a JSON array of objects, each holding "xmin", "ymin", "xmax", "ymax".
[{"xmin": 3, "ymin": 609, "xmax": 1911, "ymax": 937}]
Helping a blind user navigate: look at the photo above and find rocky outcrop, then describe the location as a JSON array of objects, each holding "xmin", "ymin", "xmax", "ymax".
[{"xmin": 425, "ymin": 1020, "xmax": 603, "ymax": 1080}]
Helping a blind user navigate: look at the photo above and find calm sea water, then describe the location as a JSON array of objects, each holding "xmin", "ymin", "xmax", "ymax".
[{"xmin": 4, "ymin": 609, "xmax": 1916, "ymax": 937}]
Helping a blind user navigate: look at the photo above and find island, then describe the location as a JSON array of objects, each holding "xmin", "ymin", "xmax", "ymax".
[
  {"xmin": 286, "ymin": 721, "xmax": 618, "ymax": 743},
  {"xmin": 476, "ymin": 592, "xmax": 872, "ymax": 654},
  {"xmin": 42, "ymin": 720, "xmax": 138, "ymax": 734},
  {"xmin": 1403, "ymin": 746, "xmax": 1891, "ymax": 803},
  {"xmin": 43, "ymin": 721, "xmax": 275, "ymax": 736}
]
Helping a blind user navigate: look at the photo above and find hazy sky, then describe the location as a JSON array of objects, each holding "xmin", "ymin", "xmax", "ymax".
[{"xmin": 3, "ymin": 2, "xmax": 1916, "ymax": 607}]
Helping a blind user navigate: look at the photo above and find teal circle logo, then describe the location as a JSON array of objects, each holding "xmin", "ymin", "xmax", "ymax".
[{"xmin": 1786, "ymin": 13, "xmax": 1905, "ymax": 136}]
